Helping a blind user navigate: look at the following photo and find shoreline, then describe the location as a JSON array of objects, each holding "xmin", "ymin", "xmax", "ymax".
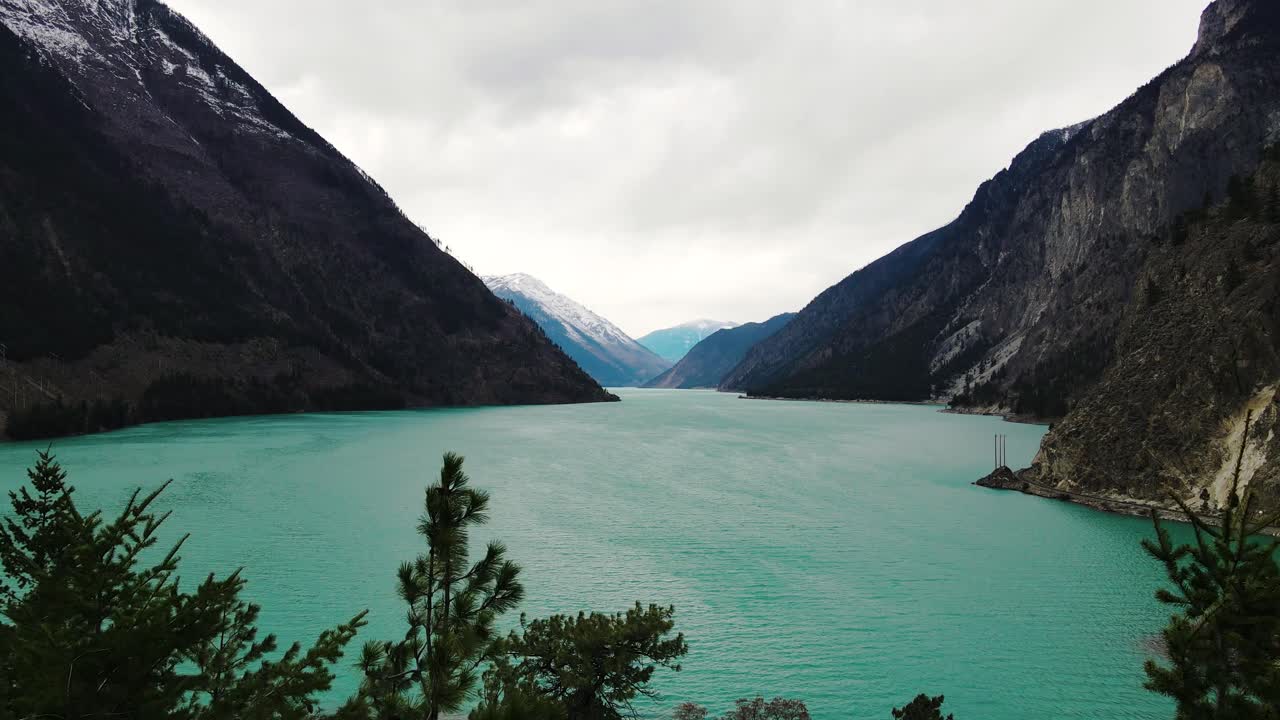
[
  {"xmin": 737, "ymin": 394, "xmax": 943, "ymax": 408},
  {"xmin": 937, "ymin": 406, "xmax": 1053, "ymax": 427},
  {"xmin": 738, "ymin": 393, "xmax": 1052, "ymax": 426},
  {"xmin": 0, "ymin": 393, "xmax": 620, "ymax": 445},
  {"xmin": 974, "ymin": 466, "xmax": 1280, "ymax": 537}
]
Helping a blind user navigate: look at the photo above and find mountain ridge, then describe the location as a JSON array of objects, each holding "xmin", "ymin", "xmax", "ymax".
[
  {"xmin": 645, "ymin": 313, "xmax": 795, "ymax": 389},
  {"xmin": 483, "ymin": 273, "xmax": 670, "ymax": 387},
  {"xmin": 0, "ymin": 0, "xmax": 613, "ymax": 439},
  {"xmin": 721, "ymin": 0, "xmax": 1280, "ymax": 404},
  {"xmin": 718, "ymin": 0, "xmax": 1280, "ymax": 512},
  {"xmin": 638, "ymin": 320, "xmax": 739, "ymax": 363}
]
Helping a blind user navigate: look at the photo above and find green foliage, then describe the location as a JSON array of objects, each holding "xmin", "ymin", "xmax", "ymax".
[
  {"xmin": 772, "ymin": 300, "xmax": 974, "ymax": 403},
  {"xmin": 718, "ymin": 697, "xmax": 811, "ymax": 720},
  {"xmin": 0, "ymin": 450, "xmax": 366, "ymax": 719},
  {"xmin": 5, "ymin": 396, "xmax": 132, "ymax": 440},
  {"xmin": 468, "ymin": 659, "xmax": 567, "ymax": 720},
  {"xmin": 670, "ymin": 698, "xmax": 811, "ymax": 720},
  {"xmin": 891, "ymin": 694, "xmax": 954, "ymax": 720},
  {"xmin": 672, "ymin": 703, "xmax": 709, "ymax": 720},
  {"xmin": 1007, "ymin": 333, "xmax": 1113, "ymax": 419},
  {"xmin": 4, "ymin": 374, "xmax": 408, "ymax": 442},
  {"xmin": 475, "ymin": 603, "xmax": 688, "ymax": 720},
  {"xmin": 352, "ymin": 453, "xmax": 524, "ymax": 720},
  {"xmin": 1143, "ymin": 413, "xmax": 1280, "ymax": 718}
]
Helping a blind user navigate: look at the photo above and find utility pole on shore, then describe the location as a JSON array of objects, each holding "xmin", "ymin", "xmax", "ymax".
[{"xmin": 994, "ymin": 433, "xmax": 1008, "ymax": 469}]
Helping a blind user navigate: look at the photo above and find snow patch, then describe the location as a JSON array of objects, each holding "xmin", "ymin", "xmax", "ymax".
[
  {"xmin": 484, "ymin": 273, "xmax": 640, "ymax": 349},
  {"xmin": 183, "ymin": 61, "xmax": 213, "ymax": 87},
  {"xmin": 147, "ymin": 24, "xmax": 196, "ymax": 62},
  {"xmin": 672, "ymin": 318, "xmax": 739, "ymax": 333},
  {"xmin": 1, "ymin": 13, "xmax": 93, "ymax": 58}
]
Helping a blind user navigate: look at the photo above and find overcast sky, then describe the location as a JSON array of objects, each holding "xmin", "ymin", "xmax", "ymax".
[{"xmin": 168, "ymin": 0, "xmax": 1207, "ymax": 337}]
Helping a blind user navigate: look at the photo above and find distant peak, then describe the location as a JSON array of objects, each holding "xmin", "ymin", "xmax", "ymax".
[
  {"xmin": 678, "ymin": 318, "xmax": 738, "ymax": 330},
  {"xmin": 482, "ymin": 272, "xmax": 550, "ymax": 292}
]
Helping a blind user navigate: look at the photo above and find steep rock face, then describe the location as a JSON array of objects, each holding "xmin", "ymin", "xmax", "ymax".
[
  {"xmin": 0, "ymin": 0, "xmax": 612, "ymax": 438},
  {"xmin": 638, "ymin": 320, "xmax": 739, "ymax": 363},
  {"xmin": 721, "ymin": 0, "xmax": 1280, "ymax": 418},
  {"xmin": 483, "ymin": 274, "xmax": 670, "ymax": 387},
  {"xmin": 645, "ymin": 313, "xmax": 795, "ymax": 389},
  {"xmin": 1030, "ymin": 151, "xmax": 1280, "ymax": 513}
]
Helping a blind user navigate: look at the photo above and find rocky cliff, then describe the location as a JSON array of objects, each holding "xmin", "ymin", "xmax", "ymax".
[
  {"xmin": 0, "ymin": 0, "xmax": 613, "ymax": 439},
  {"xmin": 645, "ymin": 313, "xmax": 794, "ymax": 389},
  {"xmin": 719, "ymin": 0, "xmax": 1280, "ymax": 513},
  {"xmin": 722, "ymin": 0, "xmax": 1280, "ymax": 412},
  {"xmin": 1028, "ymin": 149, "xmax": 1280, "ymax": 515}
]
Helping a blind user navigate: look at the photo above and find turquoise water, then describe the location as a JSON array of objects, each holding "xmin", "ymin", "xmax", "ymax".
[{"xmin": 0, "ymin": 389, "xmax": 1177, "ymax": 719}]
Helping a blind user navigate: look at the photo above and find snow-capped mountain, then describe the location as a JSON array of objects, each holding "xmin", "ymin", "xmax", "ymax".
[
  {"xmin": 484, "ymin": 274, "xmax": 671, "ymax": 387},
  {"xmin": 1, "ymin": 0, "xmax": 300, "ymax": 145},
  {"xmin": 0, "ymin": 0, "xmax": 612, "ymax": 438},
  {"xmin": 637, "ymin": 319, "xmax": 740, "ymax": 363}
]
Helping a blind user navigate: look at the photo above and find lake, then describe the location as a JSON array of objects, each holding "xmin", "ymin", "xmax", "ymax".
[{"xmin": 0, "ymin": 389, "xmax": 1177, "ymax": 719}]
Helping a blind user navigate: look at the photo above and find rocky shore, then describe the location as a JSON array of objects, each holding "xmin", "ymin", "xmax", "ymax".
[{"xmin": 974, "ymin": 466, "xmax": 1280, "ymax": 536}]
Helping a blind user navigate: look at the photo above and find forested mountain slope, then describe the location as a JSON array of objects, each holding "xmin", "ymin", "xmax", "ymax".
[
  {"xmin": 722, "ymin": 0, "xmax": 1280, "ymax": 418},
  {"xmin": 645, "ymin": 313, "xmax": 794, "ymax": 389},
  {"xmin": 0, "ymin": 0, "xmax": 613, "ymax": 438},
  {"xmin": 719, "ymin": 0, "xmax": 1280, "ymax": 514},
  {"xmin": 1029, "ymin": 149, "xmax": 1280, "ymax": 514}
]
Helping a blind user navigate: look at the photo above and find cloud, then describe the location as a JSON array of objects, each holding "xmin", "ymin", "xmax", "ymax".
[{"xmin": 167, "ymin": 0, "xmax": 1207, "ymax": 336}]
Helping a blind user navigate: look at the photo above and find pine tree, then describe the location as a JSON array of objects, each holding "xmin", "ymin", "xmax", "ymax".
[
  {"xmin": 672, "ymin": 703, "xmax": 709, "ymax": 720},
  {"xmin": 474, "ymin": 603, "xmax": 688, "ymax": 720},
  {"xmin": 0, "ymin": 451, "xmax": 366, "ymax": 719},
  {"xmin": 353, "ymin": 453, "xmax": 524, "ymax": 720},
  {"xmin": 891, "ymin": 694, "xmax": 954, "ymax": 720},
  {"xmin": 1142, "ymin": 413, "xmax": 1280, "ymax": 718},
  {"xmin": 720, "ymin": 697, "xmax": 811, "ymax": 720}
]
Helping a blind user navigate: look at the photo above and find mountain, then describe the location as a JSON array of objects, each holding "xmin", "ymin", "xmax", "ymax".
[
  {"xmin": 483, "ymin": 274, "xmax": 671, "ymax": 387},
  {"xmin": 1027, "ymin": 148, "xmax": 1280, "ymax": 515},
  {"xmin": 645, "ymin": 313, "xmax": 795, "ymax": 389},
  {"xmin": 0, "ymin": 0, "xmax": 613, "ymax": 439},
  {"xmin": 638, "ymin": 320, "xmax": 740, "ymax": 363},
  {"xmin": 721, "ymin": 0, "xmax": 1280, "ymax": 511}
]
